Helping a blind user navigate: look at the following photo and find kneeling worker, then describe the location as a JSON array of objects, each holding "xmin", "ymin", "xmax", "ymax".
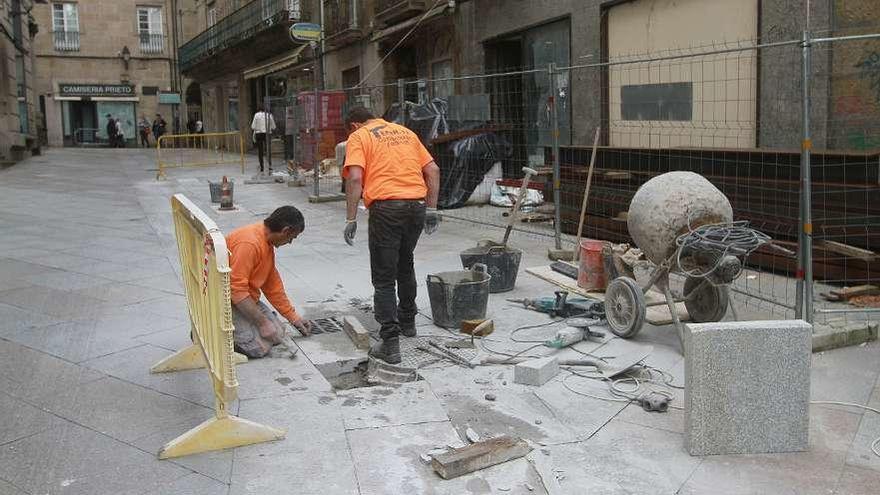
[
  {"xmin": 342, "ymin": 106, "xmax": 441, "ymax": 364},
  {"xmin": 227, "ymin": 206, "xmax": 312, "ymax": 358}
]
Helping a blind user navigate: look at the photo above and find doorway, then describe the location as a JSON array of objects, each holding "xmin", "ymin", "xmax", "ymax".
[{"xmin": 63, "ymin": 101, "xmax": 98, "ymax": 145}]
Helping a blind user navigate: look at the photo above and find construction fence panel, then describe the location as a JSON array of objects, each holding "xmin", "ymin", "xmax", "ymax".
[
  {"xmin": 156, "ymin": 132, "xmax": 245, "ymax": 180},
  {"xmin": 808, "ymin": 29, "xmax": 880, "ymax": 325},
  {"xmin": 149, "ymin": 194, "xmax": 285, "ymax": 459}
]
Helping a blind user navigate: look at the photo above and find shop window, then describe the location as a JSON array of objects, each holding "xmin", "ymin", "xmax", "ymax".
[{"xmin": 620, "ymin": 82, "xmax": 693, "ymax": 121}]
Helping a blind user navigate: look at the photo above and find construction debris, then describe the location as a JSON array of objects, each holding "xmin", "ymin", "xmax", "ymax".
[
  {"xmin": 342, "ymin": 316, "xmax": 371, "ymax": 350},
  {"xmin": 461, "ymin": 318, "xmax": 494, "ymax": 336},
  {"xmin": 465, "ymin": 427, "xmax": 481, "ymax": 443},
  {"xmin": 821, "ymin": 285, "xmax": 880, "ymax": 302},
  {"xmin": 431, "ymin": 436, "xmax": 532, "ymax": 480},
  {"xmin": 485, "ymin": 393, "xmax": 497, "ymax": 401}
]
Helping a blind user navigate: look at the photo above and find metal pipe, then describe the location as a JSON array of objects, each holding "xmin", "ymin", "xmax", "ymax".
[
  {"xmin": 549, "ymin": 63, "xmax": 562, "ymax": 250},
  {"xmin": 810, "ymin": 33, "xmax": 880, "ymax": 44},
  {"xmin": 816, "ymin": 308, "xmax": 880, "ymax": 314},
  {"xmin": 313, "ymin": 43, "xmax": 321, "ymax": 198},
  {"xmin": 800, "ymin": 30, "xmax": 814, "ymax": 323}
]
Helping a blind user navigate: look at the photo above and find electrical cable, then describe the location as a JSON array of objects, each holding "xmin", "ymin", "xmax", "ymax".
[
  {"xmin": 478, "ymin": 341, "xmax": 546, "ymax": 363},
  {"xmin": 355, "ymin": 0, "xmax": 446, "ymax": 88},
  {"xmin": 811, "ymin": 400, "xmax": 880, "ymax": 458},
  {"xmin": 675, "ymin": 220, "xmax": 771, "ymax": 280}
]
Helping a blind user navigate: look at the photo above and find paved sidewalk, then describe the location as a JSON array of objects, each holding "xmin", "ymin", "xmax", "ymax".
[{"xmin": 0, "ymin": 149, "xmax": 878, "ymax": 494}]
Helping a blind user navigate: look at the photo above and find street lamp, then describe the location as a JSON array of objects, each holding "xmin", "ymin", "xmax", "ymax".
[{"xmin": 120, "ymin": 46, "xmax": 131, "ymax": 71}]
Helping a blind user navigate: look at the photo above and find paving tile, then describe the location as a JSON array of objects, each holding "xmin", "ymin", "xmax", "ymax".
[
  {"xmin": 127, "ymin": 274, "xmax": 185, "ymax": 295},
  {"xmin": 73, "ymin": 281, "xmax": 171, "ymax": 307},
  {"xmin": 0, "ymin": 422, "xmax": 189, "ymax": 495},
  {"xmin": 812, "ymin": 343, "xmax": 880, "ymax": 406},
  {"xmin": 81, "ymin": 344, "xmax": 216, "ymax": 409},
  {"xmin": 338, "ymin": 381, "xmax": 449, "ymax": 430},
  {"xmin": 0, "ymin": 257, "xmax": 58, "ymax": 279},
  {"xmin": 74, "ymin": 306, "xmax": 187, "ymax": 338},
  {"xmin": 27, "ymin": 376, "xmax": 211, "ymax": 444},
  {"xmin": 133, "ymin": 420, "xmax": 234, "ymax": 485},
  {"xmin": 0, "ymin": 340, "xmax": 105, "ymax": 403},
  {"xmin": 0, "ymin": 285, "xmax": 110, "ymax": 319},
  {"xmin": 234, "ymin": 392, "xmax": 346, "ymax": 459},
  {"xmin": 140, "ymin": 473, "xmax": 228, "ymax": 495},
  {"xmin": 134, "ymin": 325, "xmax": 192, "ymax": 351},
  {"xmin": 1, "ymin": 320, "xmax": 144, "ymax": 363},
  {"xmin": 234, "ymin": 352, "xmax": 333, "ymax": 400},
  {"xmin": 678, "ymin": 405, "xmax": 862, "ymax": 495},
  {"xmin": 541, "ymin": 420, "xmax": 701, "ymax": 495},
  {"xmin": 833, "ymin": 465, "xmax": 880, "ymax": 495},
  {"xmin": 122, "ymin": 295, "xmax": 191, "ymax": 321},
  {"xmin": 0, "ymin": 391, "xmax": 66, "ymax": 446},
  {"xmin": 0, "ymin": 478, "xmax": 26, "ymax": 495},
  {"xmin": 843, "ymin": 382, "xmax": 880, "ymax": 473},
  {"xmin": 0, "ymin": 303, "xmax": 61, "ymax": 335},
  {"xmin": 22, "ymin": 270, "xmax": 113, "ymax": 291}
]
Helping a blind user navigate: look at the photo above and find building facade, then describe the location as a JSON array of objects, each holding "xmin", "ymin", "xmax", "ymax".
[
  {"xmin": 1, "ymin": 0, "xmax": 41, "ymax": 164},
  {"xmin": 32, "ymin": 0, "xmax": 193, "ymax": 147},
  {"xmin": 178, "ymin": 0, "xmax": 879, "ymax": 154}
]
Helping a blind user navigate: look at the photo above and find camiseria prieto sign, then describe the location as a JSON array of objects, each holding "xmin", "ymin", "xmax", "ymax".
[{"xmin": 58, "ymin": 83, "xmax": 136, "ymax": 97}]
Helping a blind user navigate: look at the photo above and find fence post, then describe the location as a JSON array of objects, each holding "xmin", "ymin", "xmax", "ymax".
[
  {"xmin": 397, "ymin": 78, "xmax": 406, "ymax": 114},
  {"xmin": 313, "ymin": 42, "xmax": 321, "ymax": 199},
  {"xmin": 549, "ymin": 63, "xmax": 563, "ymax": 250},
  {"xmin": 797, "ymin": 30, "xmax": 814, "ymax": 323}
]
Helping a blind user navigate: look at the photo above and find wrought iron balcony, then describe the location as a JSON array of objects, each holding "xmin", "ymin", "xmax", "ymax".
[
  {"xmin": 52, "ymin": 30, "xmax": 80, "ymax": 51},
  {"xmin": 375, "ymin": 0, "xmax": 428, "ymax": 26},
  {"xmin": 139, "ymin": 33, "xmax": 166, "ymax": 55},
  {"xmin": 324, "ymin": 0, "xmax": 364, "ymax": 48},
  {"xmin": 179, "ymin": 0, "xmax": 312, "ymax": 73}
]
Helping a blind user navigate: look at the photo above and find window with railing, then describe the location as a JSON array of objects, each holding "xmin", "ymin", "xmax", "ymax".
[
  {"xmin": 138, "ymin": 6, "xmax": 164, "ymax": 54},
  {"xmin": 325, "ymin": 0, "xmax": 359, "ymax": 38},
  {"xmin": 52, "ymin": 2, "xmax": 80, "ymax": 51}
]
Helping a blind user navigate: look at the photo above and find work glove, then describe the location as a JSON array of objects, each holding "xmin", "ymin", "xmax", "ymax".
[
  {"xmin": 424, "ymin": 208, "xmax": 441, "ymax": 235},
  {"xmin": 344, "ymin": 219, "xmax": 357, "ymax": 246}
]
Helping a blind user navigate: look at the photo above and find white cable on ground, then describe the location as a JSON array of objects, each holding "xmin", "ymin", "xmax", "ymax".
[{"xmin": 811, "ymin": 400, "xmax": 880, "ymax": 458}]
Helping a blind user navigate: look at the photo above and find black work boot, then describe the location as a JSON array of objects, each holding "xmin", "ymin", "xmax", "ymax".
[
  {"xmin": 400, "ymin": 322, "xmax": 417, "ymax": 338},
  {"xmin": 369, "ymin": 337, "xmax": 401, "ymax": 364}
]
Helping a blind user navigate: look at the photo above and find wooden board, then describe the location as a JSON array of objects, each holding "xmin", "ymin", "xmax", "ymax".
[
  {"xmin": 525, "ymin": 265, "xmax": 690, "ymax": 325},
  {"xmin": 431, "ymin": 436, "xmax": 532, "ymax": 480}
]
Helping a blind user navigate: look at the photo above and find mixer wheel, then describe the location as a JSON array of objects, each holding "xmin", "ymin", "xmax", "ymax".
[
  {"xmin": 683, "ymin": 277, "xmax": 729, "ymax": 323},
  {"xmin": 605, "ymin": 277, "xmax": 646, "ymax": 338}
]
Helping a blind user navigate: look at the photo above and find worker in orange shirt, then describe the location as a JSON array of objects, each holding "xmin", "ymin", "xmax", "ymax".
[
  {"xmin": 227, "ymin": 206, "xmax": 312, "ymax": 358},
  {"xmin": 342, "ymin": 106, "xmax": 441, "ymax": 364}
]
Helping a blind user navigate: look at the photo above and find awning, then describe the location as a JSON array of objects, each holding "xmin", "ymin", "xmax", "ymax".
[
  {"xmin": 53, "ymin": 96, "xmax": 140, "ymax": 102},
  {"xmin": 243, "ymin": 45, "xmax": 309, "ymax": 80},
  {"xmin": 371, "ymin": 5, "xmax": 449, "ymax": 41}
]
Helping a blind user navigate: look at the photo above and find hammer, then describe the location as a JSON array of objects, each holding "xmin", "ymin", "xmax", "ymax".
[{"xmin": 502, "ymin": 166, "xmax": 538, "ymax": 246}]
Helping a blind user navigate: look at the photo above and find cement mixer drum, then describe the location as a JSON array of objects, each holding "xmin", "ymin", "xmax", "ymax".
[{"xmin": 627, "ymin": 172, "xmax": 733, "ymax": 265}]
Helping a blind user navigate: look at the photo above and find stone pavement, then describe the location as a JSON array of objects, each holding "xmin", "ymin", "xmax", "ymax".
[{"xmin": 0, "ymin": 148, "xmax": 877, "ymax": 494}]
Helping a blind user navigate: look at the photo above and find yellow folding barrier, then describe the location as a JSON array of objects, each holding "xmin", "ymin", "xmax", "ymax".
[
  {"xmin": 150, "ymin": 194, "xmax": 286, "ymax": 459},
  {"xmin": 155, "ymin": 132, "xmax": 245, "ymax": 180}
]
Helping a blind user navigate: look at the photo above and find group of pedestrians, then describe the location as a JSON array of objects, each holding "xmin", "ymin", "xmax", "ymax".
[{"xmin": 108, "ymin": 114, "xmax": 167, "ymax": 148}]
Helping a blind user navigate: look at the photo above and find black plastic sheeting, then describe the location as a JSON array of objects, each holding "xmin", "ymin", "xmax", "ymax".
[{"xmin": 385, "ymin": 99, "xmax": 512, "ymax": 210}]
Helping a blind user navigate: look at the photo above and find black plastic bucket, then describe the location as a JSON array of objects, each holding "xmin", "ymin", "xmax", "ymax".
[
  {"xmin": 459, "ymin": 241, "xmax": 522, "ymax": 293},
  {"xmin": 426, "ymin": 264, "xmax": 491, "ymax": 329}
]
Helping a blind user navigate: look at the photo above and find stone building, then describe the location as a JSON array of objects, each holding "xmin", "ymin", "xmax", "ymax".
[
  {"xmin": 177, "ymin": 0, "xmax": 878, "ymax": 154},
  {"xmin": 1, "ymin": 0, "xmax": 42, "ymax": 164},
  {"xmin": 32, "ymin": 0, "xmax": 193, "ymax": 147}
]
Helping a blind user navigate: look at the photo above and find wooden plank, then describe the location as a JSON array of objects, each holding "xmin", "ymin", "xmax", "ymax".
[
  {"xmin": 817, "ymin": 240, "xmax": 878, "ymax": 262},
  {"xmin": 431, "ymin": 436, "xmax": 532, "ymax": 480},
  {"xmin": 829, "ymin": 285, "xmax": 880, "ymax": 301}
]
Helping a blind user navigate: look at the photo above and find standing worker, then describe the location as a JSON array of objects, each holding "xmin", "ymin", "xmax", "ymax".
[
  {"xmin": 342, "ymin": 106, "xmax": 441, "ymax": 364},
  {"xmin": 251, "ymin": 105, "xmax": 276, "ymax": 174},
  {"xmin": 227, "ymin": 205, "xmax": 312, "ymax": 358}
]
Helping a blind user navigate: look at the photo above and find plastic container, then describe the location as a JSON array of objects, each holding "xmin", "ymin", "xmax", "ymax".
[
  {"xmin": 459, "ymin": 241, "xmax": 522, "ymax": 293},
  {"xmin": 577, "ymin": 239, "xmax": 607, "ymax": 291},
  {"xmin": 426, "ymin": 264, "xmax": 491, "ymax": 329},
  {"xmin": 208, "ymin": 179, "xmax": 233, "ymax": 203}
]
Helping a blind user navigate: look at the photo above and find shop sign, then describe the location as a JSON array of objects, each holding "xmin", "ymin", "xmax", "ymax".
[
  {"xmin": 289, "ymin": 22, "xmax": 321, "ymax": 42},
  {"xmin": 158, "ymin": 92, "xmax": 181, "ymax": 104},
  {"xmin": 58, "ymin": 83, "xmax": 135, "ymax": 98}
]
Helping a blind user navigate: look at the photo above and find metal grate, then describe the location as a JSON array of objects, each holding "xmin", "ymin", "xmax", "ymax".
[
  {"xmin": 309, "ymin": 317, "xmax": 345, "ymax": 335},
  {"xmin": 399, "ymin": 336, "xmax": 480, "ymax": 369}
]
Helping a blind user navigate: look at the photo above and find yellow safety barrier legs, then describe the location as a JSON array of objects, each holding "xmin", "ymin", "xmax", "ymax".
[{"xmin": 151, "ymin": 194, "xmax": 286, "ymax": 459}]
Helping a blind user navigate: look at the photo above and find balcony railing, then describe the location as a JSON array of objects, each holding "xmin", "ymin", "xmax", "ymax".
[
  {"xmin": 324, "ymin": 0, "xmax": 363, "ymax": 46},
  {"xmin": 53, "ymin": 30, "xmax": 80, "ymax": 51},
  {"xmin": 139, "ymin": 33, "xmax": 166, "ymax": 55},
  {"xmin": 375, "ymin": 0, "xmax": 428, "ymax": 26},
  {"xmin": 179, "ymin": 0, "xmax": 311, "ymax": 73}
]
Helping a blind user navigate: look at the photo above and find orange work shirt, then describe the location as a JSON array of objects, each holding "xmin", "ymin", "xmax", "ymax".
[
  {"xmin": 226, "ymin": 222, "xmax": 299, "ymax": 322},
  {"xmin": 342, "ymin": 118, "xmax": 434, "ymax": 207}
]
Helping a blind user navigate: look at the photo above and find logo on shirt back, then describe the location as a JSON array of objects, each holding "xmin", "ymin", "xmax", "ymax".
[
  {"xmin": 366, "ymin": 124, "xmax": 412, "ymax": 147},
  {"xmin": 368, "ymin": 124, "xmax": 387, "ymax": 138}
]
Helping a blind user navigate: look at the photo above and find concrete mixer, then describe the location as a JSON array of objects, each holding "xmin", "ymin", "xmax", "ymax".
[{"xmin": 605, "ymin": 171, "xmax": 783, "ymax": 349}]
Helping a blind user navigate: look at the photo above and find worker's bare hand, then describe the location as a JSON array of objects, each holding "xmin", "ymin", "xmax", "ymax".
[{"xmin": 291, "ymin": 317, "xmax": 312, "ymax": 337}]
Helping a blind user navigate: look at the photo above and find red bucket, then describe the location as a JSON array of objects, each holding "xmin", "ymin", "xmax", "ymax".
[{"xmin": 577, "ymin": 239, "xmax": 607, "ymax": 291}]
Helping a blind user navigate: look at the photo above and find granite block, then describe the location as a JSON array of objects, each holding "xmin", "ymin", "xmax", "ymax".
[
  {"xmin": 684, "ymin": 319, "xmax": 812, "ymax": 456},
  {"xmin": 514, "ymin": 356, "xmax": 559, "ymax": 386}
]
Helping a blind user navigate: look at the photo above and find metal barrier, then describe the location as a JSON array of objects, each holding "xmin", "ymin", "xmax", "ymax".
[
  {"xmin": 73, "ymin": 128, "xmax": 103, "ymax": 147},
  {"xmin": 156, "ymin": 131, "xmax": 245, "ymax": 180},
  {"xmin": 150, "ymin": 194, "xmax": 285, "ymax": 459}
]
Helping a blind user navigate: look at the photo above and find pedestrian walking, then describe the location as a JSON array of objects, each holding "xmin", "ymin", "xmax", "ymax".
[
  {"xmin": 138, "ymin": 115, "xmax": 151, "ymax": 147},
  {"xmin": 115, "ymin": 119, "xmax": 125, "ymax": 148},
  {"xmin": 250, "ymin": 105, "xmax": 275, "ymax": 173},
  {"xmin": 341, "ymin": 106, "xmax": 441, "ymax": 364},
  {"xmin": 152, "ymin": 114, "xmax": 167, "ymax": 143},
  {"xmin": 105, "ymin": 114, "xmax": 117, "ymax": 147}
]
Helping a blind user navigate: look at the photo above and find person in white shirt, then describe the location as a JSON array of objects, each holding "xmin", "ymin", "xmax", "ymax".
[
  {"xmin": 115, "ymin": 119, "xmax": 125, "ymax": 148},
  {"xmin": 251, "ymin": 106, "xmax": 276, "ymax": 172}
]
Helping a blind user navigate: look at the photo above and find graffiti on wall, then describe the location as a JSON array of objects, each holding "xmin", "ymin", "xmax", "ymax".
[{"xmin": 830, "ymin": 0, "xmax": 880, "ymax": 150}]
